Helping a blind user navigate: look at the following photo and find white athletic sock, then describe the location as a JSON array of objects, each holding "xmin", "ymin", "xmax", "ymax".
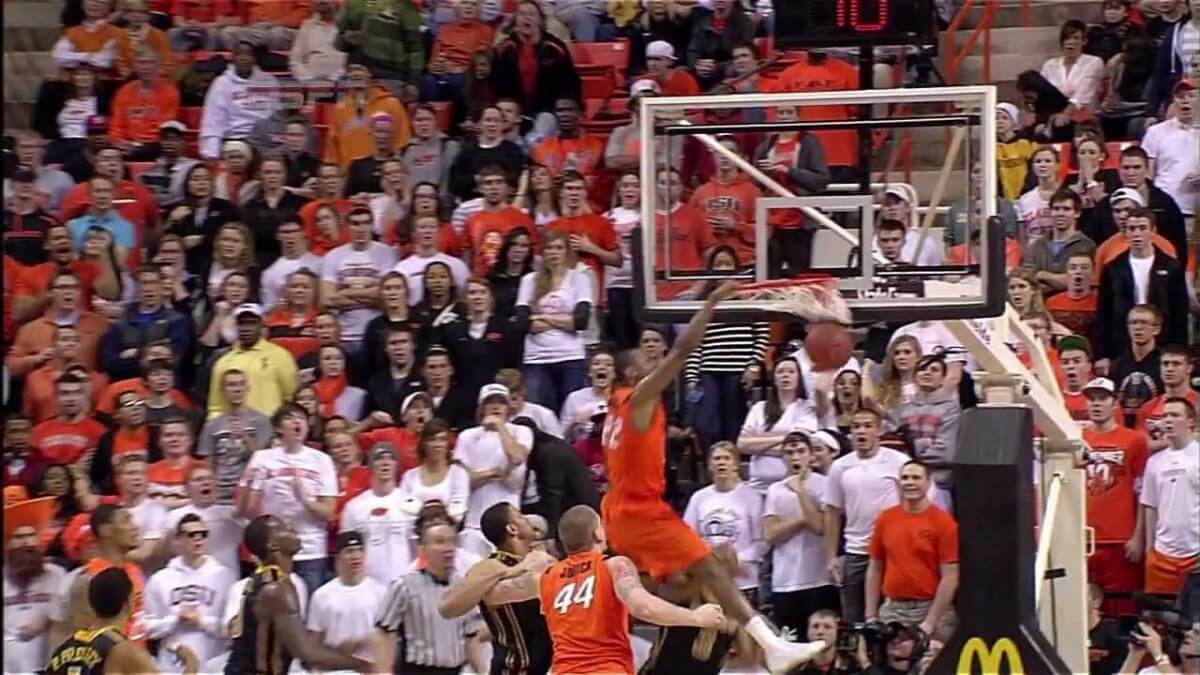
[{"xmin": 745, "ymin": 614, "xmax": 779, "ymax": 648}]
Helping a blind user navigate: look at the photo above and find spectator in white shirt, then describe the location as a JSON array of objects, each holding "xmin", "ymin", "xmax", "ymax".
[
  {"xmin": 738, "ymin": 357, "xmax": 823, "ymax": 493},
  {"xmin": 260, "ymin": 219, "xmax": 322, "ymax": 310},
  {"xmin": 875, "ymin": 185, "xmax": 945, "ymax": 266},
  {"xmin": 763, "ymin": 432, "xmax": 836, "ymax": 635},
  {"xmin": 822, "ymin": 408, "xmax": 907, "ymax": 623},
  {"xmin": 454, "ymin": 384, "xmax": 534, "ymax": 531},
  {"xmin": 238, "ymin": 402, "xmax": 339, "ymax": 597},
  {"xmin": 560, "ymin": 348, "xmax": 615, "ymax": 443},
  {"xmin": 288, "ymin": 0, "xmax": 346, "ymax": 84},
  {"xmin": 144, "ymin": 514, "xmax": 236, "ymax": 671},
  {"xmin": 495, "ymin": 369, "xmax": 565, "ymax": 438},
  {"xmin": 1040, "ymin": 20, "xmax": 1106, "ymax": 110},
  {"xmin": 1141, "ymin": 79, "xmax": 1200, "ymax": 217},
  {"xmin": 683, "ymin": 442, "xmax": 765, "ymax": 600},
  {"xmin": 515, "ymin": 230, "xmax": 594, "ymax": 410},
  {"xmin": 342, "ymin": 442, "xmax": 416, "ymax": 585},
  {"xmin": 307, "ymin": 531, "xmax": 386, "ymax": 663},
  {"xmin": 320, "ymin": 207, "xmax": 399, "ymax": 357},
  {"xmin": 1139, "ymin": 397, "xmax": 1200, "ymax": 596},
  {"xmin": 399, "ymin": 419, "xmax": 472, "ymax": 525},
  {"xmin": 165, "ymin": 464, "xmax": 245, "ymax": 575},
  {"xmin": 392, "ymin": 215, "xmax": 471, "ymax": 305}
]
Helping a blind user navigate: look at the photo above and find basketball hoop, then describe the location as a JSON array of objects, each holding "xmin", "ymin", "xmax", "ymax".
[{"xmin": 731, "ymin": 276, "xmax": 852, "ymax": 325}]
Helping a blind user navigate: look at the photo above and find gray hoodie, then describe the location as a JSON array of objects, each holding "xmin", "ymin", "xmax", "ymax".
[
  {"xmin": 892, "ymin": 390, "xmax": 961, "ymax": 471},
  {"xmin": 400, "ymin": 133, "xmax": 459, "ymax": 197}
]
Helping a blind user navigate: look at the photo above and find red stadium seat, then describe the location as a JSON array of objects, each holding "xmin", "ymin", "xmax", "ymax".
[
  {"xmin": 580, "ymin": 73, "xmax": 619, "ymax": 100},
  {"xmin": 572, "ymin": 40, "xmax": 630, "ymax": 76},
  {"xmin": 586, "ymin": 97, "xmax": 629, "ymax": 120},
  {"xmin": 180, "ymin": 107, "xmax": 203, "ymax": 130}
]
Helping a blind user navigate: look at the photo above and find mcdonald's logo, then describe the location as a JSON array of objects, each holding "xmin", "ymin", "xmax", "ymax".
[{"xmin": 956, "ymin": 637, "xmax": 1025, "ymax": 674}]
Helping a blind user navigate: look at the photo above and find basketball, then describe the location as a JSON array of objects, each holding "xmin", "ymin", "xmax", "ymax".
[{"xmin": 804, "ymin": 322, "xmax": 853, "ymax": 371}]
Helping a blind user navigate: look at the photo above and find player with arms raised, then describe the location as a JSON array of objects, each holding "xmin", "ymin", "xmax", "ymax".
[
  {"xmin": 539, "ymin": 505, "xmax": 726, "ymax": 674},
  {"xmin": 601, "ymin": 281, "xmax": 825, "ymax": 674}
]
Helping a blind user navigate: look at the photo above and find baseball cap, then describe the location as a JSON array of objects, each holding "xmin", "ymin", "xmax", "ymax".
[
  {"xmin": 1173, "ymin": 78, "xmax": 1196, "ymax": 96},
  {"xmin": 86, "ymin": 115, "xmax": 109, "ymax": 133},
  {"xmin": 159, "ymin": 120, "xmax": 187, "ymax": 135},
  {"xmin": 646, "ymin": 40, "xmax": 677, "ymax": 61},
  {"xmin": 1109, "ymin": 187, "xmax": 1145, "ymax": 207},
  {"xmin": 400, "ymin": 391, "xmax": 431, "ymax": 414},
  {"xmin": 884, "ymin": 185, "xmax": 910, "ymax": 203},
  {"xmin": 478, "ymin": 383, "xmax": 511, "ymax": 404},
  {"xmin": 1083, "ymin": 377, "xmax": 1116, "ymax": 396},
  {"xmin": 369, "ymin": 442, "xmax": 398, "ymax": 463},
  {"xmin": 234, "ymin": 303, "xmax": 264, "ymax": 319},
  {"xmin": 630, "ymin": 78, "xmax": 661, "ymax": 98},
  {"xmin": 335, "ymin": 531, "xmax": 365, "ymax": 552},
  {"xmin": 1057, "ymin": 334, "xmax": 1091, "ymax": 358}
]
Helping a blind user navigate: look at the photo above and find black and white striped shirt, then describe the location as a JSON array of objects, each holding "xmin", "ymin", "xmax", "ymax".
[
  {"xmin": 684, "ymin": 321, "xmax": 771, "ymax": 384},
  {"xmin": 374, "ymin": 569, "xmax": 482, "ymax": 668}
]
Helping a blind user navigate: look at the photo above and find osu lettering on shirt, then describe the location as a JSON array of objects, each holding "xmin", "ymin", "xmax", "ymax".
[
  {"xmin": 1082, "ymin": 426, "xmax": 1150, "ymax": 543},
  {"xmin": 688, "ymin": 176, "xmax": 761, "ymax": 265}
]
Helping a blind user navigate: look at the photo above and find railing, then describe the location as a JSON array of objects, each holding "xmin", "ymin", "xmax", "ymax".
[{"xmin": 943, "ymin": 0, "xmax": 1002, "ymax": 85}]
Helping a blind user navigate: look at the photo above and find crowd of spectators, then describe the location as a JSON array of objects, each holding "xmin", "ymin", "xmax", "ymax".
[{"xmin": 3, "ymin": 0, "xmax": 1200, "ymax": 672}]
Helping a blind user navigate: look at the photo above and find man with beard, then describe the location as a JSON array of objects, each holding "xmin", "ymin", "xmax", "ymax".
[
  {"xmin": 438, "ymin": 502, "xmax": 557, "ymax": 675},
  {"xmin": 4, "ymin": 497, "xmax": 67, "ymax": 674},
  {"xmin": 225, "ymin": 515, "xmax": 372, "ymax": 675}
]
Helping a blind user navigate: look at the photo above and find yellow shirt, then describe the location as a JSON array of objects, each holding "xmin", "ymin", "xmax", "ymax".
[
  {"xmin": 206, "ymin": 339, "xmax": 299, "ymax": 419},
  {"xmin": 997, "ymin": 138, "xmax": 1037, "ymax": 202}
]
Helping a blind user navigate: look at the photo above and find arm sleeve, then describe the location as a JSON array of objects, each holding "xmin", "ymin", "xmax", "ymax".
[
  {"xmin": 375, "ymin": 578, "xmax": 410, "ymax": 633},
  {"xmin": 142, "ymin": 576, "xmax": 181, "ymax": 638},
  {"xmin": 823, "ymin": 463, "xmax": 845, "ymax": 509},
  {"xmin": 198, "ymin": 79, "xmax": 228, "ymax": 160}
]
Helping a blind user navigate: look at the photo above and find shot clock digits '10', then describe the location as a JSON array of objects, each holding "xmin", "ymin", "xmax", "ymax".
[{"xmin": 774, "ymin": 0, "xmax": 936, "ymax": 48}]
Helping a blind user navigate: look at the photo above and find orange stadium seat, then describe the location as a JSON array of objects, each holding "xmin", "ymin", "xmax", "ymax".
[{"xmin": 572, "ymin": 40, "xmax": 630, "ymax": 76}]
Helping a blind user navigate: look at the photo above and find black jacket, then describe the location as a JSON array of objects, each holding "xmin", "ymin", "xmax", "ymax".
[
  {"xmin": 163, "ymin": 197, "xmax": 240, "ymax": 276},
  {"xmin": 1085, "ymin": 183, "xmax": 1189, "ymax": 271},
  {"xmin": 490, "ymin": 33, "xmax": 581, "ymax": 116},
  {"xmin": 431, "ymin": 385, "xmax": 477, "ymax": 431},
  {"xmin": 361, "ymin": 313, "xmax": 432, "ymax": 380},
  {"xmin": 512, "ymin": 419, "xmax": 601, "ymax": 539},
  {"xmin": 1094, "ymin": 250, "xmax": 1189, "ymax": 359},
  {"xmin": 447, "ymin": 140, "xmax": 527, "ymax": 201},
  {"xmin": 239, "ymin": 190, "xmax": 309, "ymax": 269},
  {"xmin": 365, "ymin": 368, "xmax": 426, "ymax": 419},
  {"xmin": 440, "ymin": 314, "xmax": 524, "ymax": 399}
]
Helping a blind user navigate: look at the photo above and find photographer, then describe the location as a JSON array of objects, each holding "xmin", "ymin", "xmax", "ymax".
[
  {"xmin": 1117, "ymin": 621, "xmax": 1200, "ymax": 674},
  {"xmin": 861, "ymin": 622, "xmax": 933, "ymax": 675},
  {"xmin": 793, "ymin": 610, "xmax": 871, "ymax": 675}
]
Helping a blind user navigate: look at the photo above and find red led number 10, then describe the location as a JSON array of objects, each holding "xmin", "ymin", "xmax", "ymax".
[{"xmin": 834, "ymin": 0, "xmax": 888, "ymax": 31}]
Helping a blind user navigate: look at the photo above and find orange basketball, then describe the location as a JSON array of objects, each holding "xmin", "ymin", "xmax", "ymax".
[{"xmin": 804, "ymin": 322, "xmax": 854, "ymax": 371}]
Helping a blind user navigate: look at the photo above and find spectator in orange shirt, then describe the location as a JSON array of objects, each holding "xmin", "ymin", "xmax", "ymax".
[
  {"xmin": 644, "ymin": 40, "xmax": 701, "ymax": 97},
  {"xmin": 654, "ymin": 166, "xmax": 718, "ymax": 299},
  {"xmin": 52, "ymin": 0, "xmax": 122, "ymax": 72},
  {"xmin": 1080, "ymin": 376, "xmax": 1150, "ymax": 616},
  {"xmin": 12, "ymin": 223, "xmax": 121, "ymax": 325},
  {"xmin": 166, "ymin": 0, "xmax": 237, "ymax": 52},
  {"xmin": 422, "ymin": 0, "xmax": 493, "ymax": 102},
  {"xmin": 1046, "ymin": 252, "xmax": 1098, "ymax": 338},
  {"xmin": 770, "ymin": 53, "xmax": 861, "ymax": 181},
  {"xmin": 530, "ymin": 97, "xmax": 605, "ymax": 185},
  {"xmin": 222, "ymin": 0, "xmax": 312, "ymax": 50},
  {"xmin": 545, "ymin": 171, "xmax": 621, "ymax": 290},
  {"xmin": 865, "ymin": 460, "xmax": 959, "ymax": 641},
  {"xmin": 462, "ymin": 165, "xmax": 538, "ymax": 275},
  {"xmin": 90, "ymin": 390, "xmax": 154, "ymax": 495},
  {"xmin": 109, "ymin": 50, "xmax": 181, "ymax": 161},
  {"xmin": 146, "ymin": 417, "xmax": 204, "ymax": 509},
  {"xmin": 114, "ymin": 0, "xmax": 175, "ymax": 80},
  {"xmin": 689, "ymin": 135, "xmax": 762, "ymax": 265},
  {"xmin": 1135, "ymin": 346, "xmax": 1198, "ymax": 450},
  {"xmin": 324, "ymin": 62, "xmax": 412, "ymax": 170},
  {"xmin": 30, "ymin": 370, "xmax": 107, "ymax": 467},
  {"xmin": 22, "ymin": 326, "xmax": 109, "ymax": 423},
  {"xmin": 1058, "ymin": 335, "xmax": 1095, "ymax": 424},
  {"xmin": 7, "ymin": 269, "xmax": 110, "ymax": 377}
]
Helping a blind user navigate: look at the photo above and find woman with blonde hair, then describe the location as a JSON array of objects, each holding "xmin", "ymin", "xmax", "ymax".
[
  {"xmin": 1008, "ymin": 268, "xmax": 1071, "ymax": 335},
  {"xmin": 871, "ymin": 335, "xmax": 922, "ymax": 411},
  {"xmin": 515, "ymin": 229, "xmax": 593, "ymax": 410}
]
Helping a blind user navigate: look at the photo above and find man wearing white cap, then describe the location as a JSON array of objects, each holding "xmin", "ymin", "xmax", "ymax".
[
  {"xmin": 206, "ymin": 303, "xmax": 300, "ymax": 419},
  {"xmin": 605, "ymin": 78, "xmax": 684, "ymax": 173},
  {"xmin": 645, "ymin": 40, "xmax": 700, "ymax": 97},
  {"xmin": 454, "ymin": 384, "xmax": 534, "ymax": 532},
  {"xmin": 873, "ymin": 185, "xmax": 945, "ymax": 266}
]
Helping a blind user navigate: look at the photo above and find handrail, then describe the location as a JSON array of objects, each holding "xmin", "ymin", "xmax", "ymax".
[{"xmin": 944, "ymin": 0, "xmax": 1001, "ymax": 85}]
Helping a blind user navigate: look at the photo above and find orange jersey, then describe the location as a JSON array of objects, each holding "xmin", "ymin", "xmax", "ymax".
[
  {"xmin": 430, "ymin": 20, "xmax": 494, "ymax": 70},
  {"xmin": 653, "ymin": 204, "xmax": 718, "ymax": 300},
  {"xmin": 147, "ymin": 457, "xmax": 206, "ymax": 502},
  {"xmin": 463, "ymin": 206, "xmax": 538, "ymax": 275},
  {"xmin": 85, "ymin": 558, "xmax": 148, "ymax": 644},
  {"xmin": 688, "ymin": 176, "xmax": 762, "ymax": 265},
  {"xmin": 540, "ymin": 551, "xmax": 633, "ymax": 675},
  {"xmin": 31, "ymin": 417, "xmax": 107, "ymax": 466},
  {"xmin": 602, "ymin": 388, "xmax": 667, "ymax": 505},
  {"xmin": 1082, "ymin": 426, "xmax": 1149, "ymax": 543}
]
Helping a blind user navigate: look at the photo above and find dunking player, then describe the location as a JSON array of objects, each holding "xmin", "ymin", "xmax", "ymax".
[
  {"xmin": 437, "ymin": 502, "xmax": 557, "ymax": 675},
  {"xmin": 540, "ymin": 505, "xmax": 726, "ymax": 674},
  {"xmin": 602, "ymin": 282, "xmax": 824, "ymax": 674},
  {"xmin": 225, "ymin": 514, "xmax": 373, "ymax": 674},
  {"xmin": 47, "ymin": 567, "xmax": 199, "ymax": 675}
]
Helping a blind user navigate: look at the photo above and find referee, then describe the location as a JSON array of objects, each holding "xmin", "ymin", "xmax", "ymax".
[{"xmin": 372, "ymin": 511, "xmax": 484, "ymax": 675}]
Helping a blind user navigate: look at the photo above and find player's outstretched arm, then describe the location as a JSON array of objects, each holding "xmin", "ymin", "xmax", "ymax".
[
  {"xmin": 259, "ymin": 582, "xmax": 372, "ymax": 672},
  {"xmin": 439, "ymin": 553, "xmax": 552, "ymax": 618},
  {"xmin": 607, "ymin": 556, "xmax": 725, "ymax": 628},
  {"xmin": 631, "ymin": 281, "xmax": 738, "ymax": 411}
]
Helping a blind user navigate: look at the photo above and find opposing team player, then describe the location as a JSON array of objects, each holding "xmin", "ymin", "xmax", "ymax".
[
  {"xmin": 540, "ymin": 505, "xmax": 726, "ymax": 674},
  {"xmin": 46, "ymin": 567, "xmax": 199, "ymax": 675},
  {"xmin": 225, "ymin": 514, "xmax": 373, "ymax": 675},
  {"xmin": 602, "ymin": 282, "xmax": 824, "ymax": 673}
]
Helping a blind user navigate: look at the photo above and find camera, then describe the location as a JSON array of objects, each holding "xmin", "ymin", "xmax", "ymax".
[{"xmin": 836, "ymin": 620, "xmax": 910, "ymax": 653}]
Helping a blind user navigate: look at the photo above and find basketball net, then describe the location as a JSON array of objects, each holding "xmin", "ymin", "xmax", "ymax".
[{"xmin": 731, "ymin": 277, "xmax": 852, "ymax": 325}]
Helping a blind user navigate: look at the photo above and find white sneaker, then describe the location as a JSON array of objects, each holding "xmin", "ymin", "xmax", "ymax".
[{"xmin": 763, "ymin": 638, "xmax": 826, "ymax": 674}]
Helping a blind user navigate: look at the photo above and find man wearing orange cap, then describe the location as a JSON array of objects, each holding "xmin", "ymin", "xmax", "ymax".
[{"xmin": 4, "ymin": 497, "xmax": 67, "ymax": 673}]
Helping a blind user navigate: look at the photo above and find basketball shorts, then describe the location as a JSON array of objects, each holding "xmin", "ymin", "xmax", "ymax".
[
  {"xmin": 602, "ymin": 496, "xmax": 711, "ymax": 581},
  {"xmin": 1088, "ymin": 543, "xmax": 1143, "ymax": 615},
  {"xmin": 1145, "ymin": 548, "xmax": 1198, "ymax": 595}
]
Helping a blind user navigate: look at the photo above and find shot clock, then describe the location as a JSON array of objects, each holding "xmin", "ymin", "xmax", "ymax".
[{"xmin": 774, "ymin": 0, "xmax": 937, "ymax": 48}]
